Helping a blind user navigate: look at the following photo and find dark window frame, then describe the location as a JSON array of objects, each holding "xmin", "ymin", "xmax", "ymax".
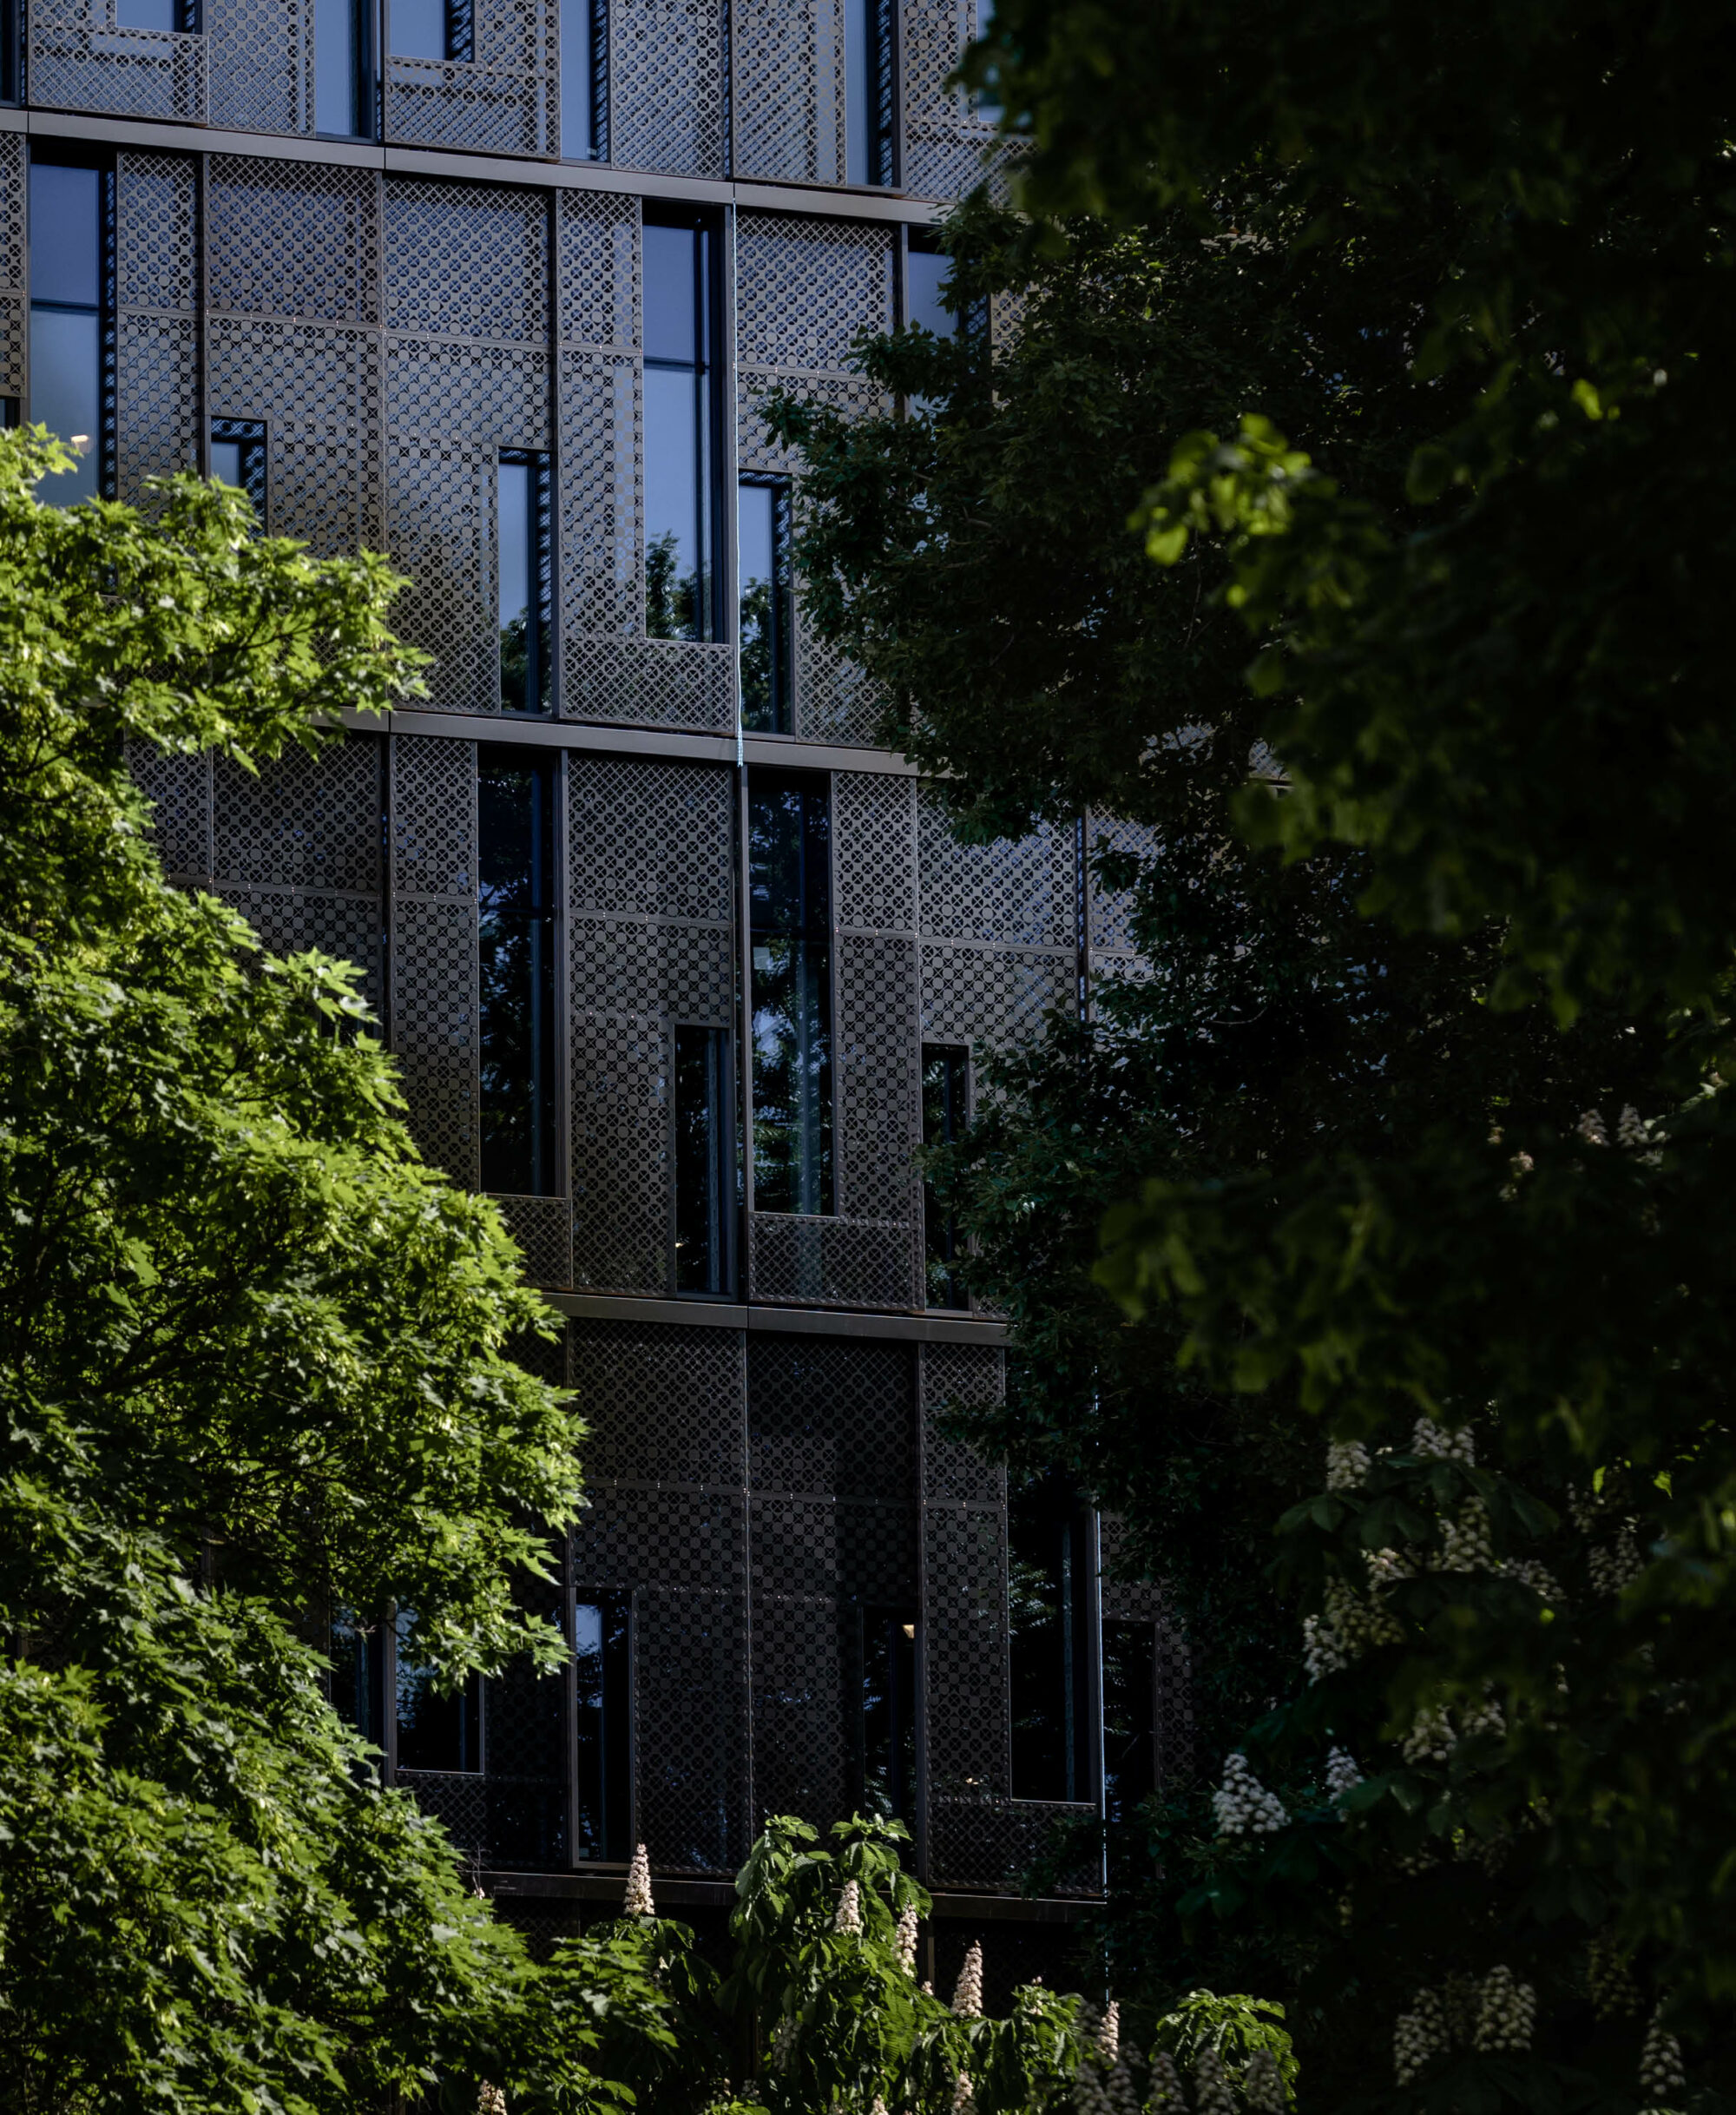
[
  {"xmin": 1009, "ymin": 1473, "xmax": 1096, "ymax": 1805},
  {"xmin": 497, "ymin": 446, "xmax": 555, "ymax": 718},
  {"xmin": 315, "ymin": 0, "xmax": 378, "ymax": 138},
  {"xmin": 922, "ymin": 1043, "xmax": 969, "ymax": 1308},
  {"xmin": 844, "ymin": 0, "xmax": 898, "ymax": 187},
  {"xmin": 674, "ymin": 1021, "xmax": 735, "ymax": 1297},
  {"xmin": 477, "ymin": 743, "xmax": 562, "ymax": 1200},
  {"xmin": 748, "ymin": 768, "xmax": 836, "ymax": 1220},
  {"xmin": 571, "ymin": 1589, "xmax": 632, "ymax": 1861},
  {"xmin": 737, "ymin": 472, "xmax": 794, "ymax": 735},
  {"xmin": 28, "ymin": 144, "xmax": 116, "ymax": 507},
  {"xmin": 641, "ymin": 206, "xmax": 724, "ymax": 645},
  {"xmin": 560, "ymin": 0, "xmax": 608, "ymax": 159},
  {"xmin": 115, "ymin": 0, "xmax": 201, "ymax": 30},
  {"xmin": 210, "ymin": 418, "xmax": 268, "ymax": 522}
]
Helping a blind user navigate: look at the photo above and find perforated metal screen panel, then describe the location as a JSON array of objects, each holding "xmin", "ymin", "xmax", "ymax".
[{"xmin": 0, "ymin": 138, "xmax": 23, "ymax": 403}]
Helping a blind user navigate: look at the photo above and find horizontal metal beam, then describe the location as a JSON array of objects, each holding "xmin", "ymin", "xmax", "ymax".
[
  {"xmin": 545, "ymin": 1289, "xmax": 1008, "ymax": 1346},
  {"xmin": 7, "ymin": 103, "xmax": 944, "ymax": 225},
  {"xmin": 486, "ymin": 1869, "xmax": 1094, "ymax": 1920},
  {"xmin": 339, "ymin": 705, "xmax": 921, "ymax": 778}
]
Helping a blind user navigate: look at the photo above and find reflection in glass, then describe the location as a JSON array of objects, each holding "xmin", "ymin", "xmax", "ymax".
[
  {"xmin": 1101, "ymin": 1619, "xmax": 1156, "ymax": 1825},
  {"xmin": 750, "ymin": 772, "xmax": 832, "ymax": 1216},
  {"xmin": 395, "ymin": 1607, "xmax": 483, "ymax": 1772},
  {"xmin": 30, "ymin": 158, "xmax": 108, "ymax": 507},
  {"xmin": 210, "ymin": 418, "xmax": 267, "ymax": 520},
  {"xmin": 574, "ymin": 1595, "xmax": 631, "ymax": 1859},
  {"xmin": 329, "ymin": 1609, "xmax": 385, "ymax": 1748},
  {"xmin": 738, "ymin": 478, "xmax": 792, "ymax": 733},
  {"xmin": 675, "ymin": 1024, "xmax": 732, "ymax": 1295},
  {"xmin": 478, "ymin": 747, "xmax": 557, "ymax": 1196},
  {"xmin": 117, "ymin": 0, "xmax": 192, "ymax": 27},
  {"xmin": 498, "ymin": 451, "xmax": 552, "ymax": 714},
  {"xmin": 314, "ymin": 0, "xmax": 369, "ymax": 135},
  {"xmin": 922, "ymin": 1044, "xmax": 968, "ymax": 1307},
  {"xmin": 904, "ymin": 239, "xmax": 952, "ymax": 337},
  {"xmin": 391, "ymin": 0, "xmax": 450, "ymax": 57},
  {"xmin": 844, "ymin": 0, "xmax": 894, "ymax": 185},
  {"xmin": 642, "ymin": 217, "xmax": 714, "ymax": 639},
  {"xmin": 858, "ymin": 1607, "xmax": 917, "ymax": 1819},
  {"xmin": 1009, "ymin": 1474, "xmax": 1093, "ymax": 1802}
]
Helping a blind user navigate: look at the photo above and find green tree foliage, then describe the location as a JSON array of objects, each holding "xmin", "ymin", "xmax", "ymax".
[
  {"xmin": 771, "ymin": 0, "xmax": 1736, "ymax": 2101},
  {"xmin": 0, "ymin": 427, "xmax": 605, "ymax": 2111}
]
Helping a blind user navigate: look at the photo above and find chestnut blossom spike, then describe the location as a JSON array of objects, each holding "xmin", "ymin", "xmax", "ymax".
[
  {"xmin": 1147, "ymin": 2051, "xmax": 1187, "ymax": 2113},
  {"xmin": 477, "ymin": 2087, "xmax": 508, "ymax": 2115},
  {"xmin": 952, "ymin": 1940, "xmax": 984, "ymax": 2017},
  {"xmin": 1098, "ymin": 2000, "xmax": 1120, "ymax": 2063},
  {"xmin": 832, "ymin": 1878, "xmax": 862, "ymax": 1934},
  {"xmin": 1212, "ymin": 1751, "xmax": 1287, "ymax": 1835},
  {"xmin": 623, "ymin": 1842, "xmax": 654, "ymax": 1918},
  {"xmin": 895, "ymin": 1901, "xmax": 919, "ymax": 1973}
]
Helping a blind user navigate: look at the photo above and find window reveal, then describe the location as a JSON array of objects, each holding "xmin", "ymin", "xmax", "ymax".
[
  {"xmin": 478, "ymin": 746, "xmax": 559, "ymax": 1197},
  {"xmin": 749, "ymin": 770, "xmax": 833, "ymax": 1216}
]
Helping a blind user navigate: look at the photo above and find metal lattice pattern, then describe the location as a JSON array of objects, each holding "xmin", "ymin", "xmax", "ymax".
[
  {"xmin": 921, "ymin": 1500, "xmax": 1009, "ymax": 1799},
  {"xmin": 208, "ymin": 317, "xmax": 385, "ymax": 550},
  {"xmin": 212, "ymin": 741, "xmax": 381, "ymax": 892},
  {"xmin": 1086, "ymin": 812, "xmax": 1159, "ymax": 958},
  {"xmin": 730, "ymin": 0, "xmax": 846, "ymax": 185},
  {"xmin": 558, "ymin": 190, "xmax": 639, "ymax": 353},
  {"xmin": 837, "ymin": 932, "xmax": 921, "ymax": 1228},
  {"xmin": 385, "ymin": 0, "xmax": 556, "ymax": 158},
  {"xmin": 838, "ymin": 774, "xmax": 917, "ymax": 935},
  {"xmin": 635, "ymin": 1586, "xmax": 748, "ymax": 1871},
  {"xmin": 607, "ymin": 0, "xmax": 727, "ymax": 175},
  {"xmin": 128, "ymin": 743, "xmax": 212, "ymax": 878},
  {"xmin": 208, "ymin": 0, "xmax": 311, "ymax": 134},
  {"xmin": 392, "ymin": 735, "xmax": 477, "ymax": 898},
  {"xmin": 209, "ymin": 160, "xmax": 381, "ymax": 325},
  {"xmin": 748, "ymin": 1336, "xmax": 914, "ymax": 1499},
  {"xmin": 392, "ymin": 896, "xmax": 480, "ymax": 1184},
  {"xmin": 565, "ymin": 1320, "xmax": 746, "ymax": 1486},
  {"xmin": 920, "ymin": 1343, "xmax": 1004, "ymax": 1506},
  {"xmin": 919, "ymin": 788, "xmax": 1075, "ymax": 949},
  {"xmin": 386, "ymin": 442, "xmax": 496, "ymax": 712},
  {"xmin": 748, "ymin": 1213, "xmax": 918, "ymax": 1309},
  {"xmin": 385, "ymin": 181, "xmax": 549, "ymax": 345},
  {"xmin": 115, "ymin": 152, "xmax": 200, "ymax": 508},
  {"xmin": 920, "ymin": 943, "xmax": 1073, "ymax": 1057},
  {"xmin": 569, "ymin": 758, "xmax": 734, "ymax": 920},
  {"xmin": 30, "ymin": 0, "xmax": 207, "ymax": 121},
  {"xmin": 0, "ymin": 135, "xmax": 22, "ymax": 399},
  {"xmin": 563, "ymin": 636, "xmax": 736, "ymax": 733},
  {"xmin": 494, "ymin": 1193, "xmax": 575, "ymax": 1288}
]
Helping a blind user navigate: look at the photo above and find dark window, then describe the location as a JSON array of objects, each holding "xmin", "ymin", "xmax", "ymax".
[
  {"xmin": 750, "ymin": 770, "xmax": 832, "ymax": 1216},
  {"xmin": 330, "ymin": 1609, "xmax": 386, "ymax": 1749},
  {"xmin": 478, "ymin": 746, "xmax": 559, "ymax": 1196},
  {"xmin": 560, "ymin": 0, "xmax": 607, "ymax": 158},
  {"xmin": 498, "ymin": 450, "xmax": 553, "ymax": 715},
  {"xmin": 210, "ymin": 418, "xmax": 266, "ymax": 519},
  {"xmin": 642, "ymin": 213, "xmax": 718, "ymax": 642},
  {"xmin": 315, "ymin": 0, "xmax": 373, "ymax": 135},
  {"xmin": 904, "ymin": 231, "xmax": 952, "ymax": 337},
  {"xmin": 852, "ymin": 1605, "xmax": 917, "ymax": 1820},
  {"xmin": 674, "ymin": 1024, "xmax": 733, "ymax": 1295},
  {"xmin": 1101, "ymin": 1619, "xmax": 1157, "ymax": 1825},
  {"xmin": 29, "ymin": 151, "xmax": 112, "ymax": 507},
  {"xmin": 1009, "ymin": 1474, "xmax": 1094, "ymax": 1802},
  {"xmin": 974, "ymin": 0, "xmax": 1000, "ymax": 123},
  {"xmin": 573, "ymin": 1594, "xmax": 630, "ymax": 1859},
  {"xmin": 395, "ymin": 1608, "xmax": 483, "ymax": 1772},
  {"xmin": 922, "ymin": 1044, "xmax": 968, "ymax": 1308},
  {"xmin": 391, "ymin": 0, "xmax": 470, "ymax": 60},
  {"xmin": 738, "ymin": 477, "xmax": 792, "ymax": 734},
  {"xmin": 117, "ymin": 0, "xmax": 198, "ymax": 28},
  {"xmin": 0, "ymin": 0, "xmax": 18, "ymax": 102},
  {"xmin": 845, "ymin": 0, "xmax": 896, "ymax": 186}
]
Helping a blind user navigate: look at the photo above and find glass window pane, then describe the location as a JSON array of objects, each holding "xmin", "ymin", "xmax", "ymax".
[
  {"xmin": 479, "ymin": 748, "xmax": 557, "ymax": 1196},
  {"xmin": 329, "ymin": 1609, "xmax": 383, "ymax": 1745},
  {"xmin": 314, "ymin": 0, "xmax": 361, "ymax": 133},
  {"xmin": 1102, "ymin": 1620, "xmax": 1157, "ymax": 1824},
  {"xmin": 751, "ymin": 938, "xmax": 832, "ymax": 1216},
  {"xmin": 1009, "ymin": 1476, "xmax": 1093, "ymax": 1802},
  {"xmin": 844, "ymin": 0, "xmax": 871, "ymax": 185},
  {"xmin": 573, "ymin": 1596, "xmax": 630, "ymax": 1860},
  {"xmin": 30, "ymin": 162, "xmax": 102, "ymax": 310},
  {"xmin": 675, "ymin": 1025, "xmax": 729, "ymax": 1295},
  {"xmin": 739, "ymin": 479, "xmax": 791, "ymax": 735},
  {"xmin": 117, "ymin": 0, "xmax": 181, "ymax": 27},
  {"xmin": 394, "ymin": 1609, "xmax": 483, "ymax": 1772},
  {"xmin": 641, "ymin": 222, "xmax": 697, "ymax": 365},
  {"xmin": 497, "ymin": 456, "xmax": 529, "ymax": 629},
  {"xmin": 923, "ymin": 1044, "xmax": 968, "ymax": 1307},
  {"xmin": 29, "ymin": 307, "xmax": 101, "ymax": 506},
  {"xmin": 391, "ymin": 0, "xmax": 445, "ymax": 57},
  {"xmin": 860, "ymin": 1608, "xmax": 917, "ymax": 1818},
  {"xmin": 209, "ymin": 438, "xmax": 240, "ymax": 490},
  {"xmin": 905, "ymin": 244, "xmax": 951, "ymax": 337},
  {"xmin": 644, "ymin": 364, "xmax": 701, "ymax": 639},
  {"xmin": 560, "ymin": 0, "xmax": 593, "ymax": 156}
]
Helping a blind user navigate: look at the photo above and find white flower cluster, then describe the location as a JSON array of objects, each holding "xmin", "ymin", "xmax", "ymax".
[
  {"xmin": 1639, "ymin": 2011, "xmax": 1687, "ymax": 2102},
  {"xmin": 871, "ymin": 2097, "xmax": 891, "ymax": 2115},
  {"xmin": 1393, "ymin": 1989, "xmax": 1450, "ymax": 2085},
  {"xmin": 1194, "ymin": 2047, "xmax": 1238, "ymax": 2115},
  {"xmin": 1325, "ymin": 1439, "xmax": 1371, "ymax": 1491},
  {"xmin": 1325, "ymin": 1747, "xmax": 1363, "ymax": 1801},
  {"xmin": 1577, "ymin": 1109, "xmax": 1609, "ymax": 1146},
  {"xmin": 952, "ymin": 1940, "xmax": 984, "ymax": 2017},
  {"xmin": 623, "ymin": 1842, "xmax": 655, "ymax": 1918},
  {"xmin": 1147, "ymin": 2052, "xmax": 1187, "ymax": 2113},
  {"xmin": 1242, "ymin": 2048, "xmax": 1286, "ymax": 2113},
  {"xmin": 953, "ymin": 2072, "xmax": 976, "ymax": 2112},
  {"xmin": 1568, "ymin": 1485, "xmax": 1604, "ymax": 1535},
  {"xmin": 1212, "ymin": 1752, "xmax": 1288, "ymax": 1835},
  {"xmin": 1587, "ymin": 1934, "xmax": 1640, "ymax": 2018},
  {"xmin": 1304, "ymin": 1571, "xmax": 1406, "ymax": 1683},
  {"xmin": 769, "ymin": 2014, "xmax": 798, "ymax": 2074},
  {"xmin": 1302, "ymin": 1615, "xmax": 1347, "ymax": 1682},
  {"xmin": 1099, "ymin": 2000, "xmax": 1121, "ymax": 2065},
  {"xmin": 1588, "ymin": 1530, "xmax": 1644, "ymax": 1596},
  {"xmin": 832, "ymin": 1878, "xmax": 862, "ymax": 1934},
  {"xmin": 1505, "ymin": 1558, "xmax": 1565, "ymax": 1605},
  {"xmin": 1435, "ymin": 1499, "xmax": 1496, "ymax": 1572},
  {"xmin": 1473, "ymin": 1966, "xmax": 1536, "ymax": 2052},
  {"xmin": 1402, "ymin": 1705, "xmax": 1457, "ymax": 1765},
  {"xmin": 1412, "ymin": 1418, "xmax": 1476, "ymax": 1466},
  {"xmin": 895, "ymin": 1901, "xmax": 918, "ymax": 1974},
  {"xmin": 477, "ymin": 2086, "xmax": 508, "ymax": 2115}
]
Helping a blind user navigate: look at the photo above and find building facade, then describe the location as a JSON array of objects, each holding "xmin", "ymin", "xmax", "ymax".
[{"xmin": 3, "ymin": 0, "xmax": 1183, "ymax": 1988}]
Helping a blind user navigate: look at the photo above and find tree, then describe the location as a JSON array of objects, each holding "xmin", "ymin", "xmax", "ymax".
[
  {"xmin": 771, "ymin": 2, "xmax": 1736, "ymax": 2097},
  {"xmin": 0, "ymin": 427, "xmax": 601, "ymax": 2112}
]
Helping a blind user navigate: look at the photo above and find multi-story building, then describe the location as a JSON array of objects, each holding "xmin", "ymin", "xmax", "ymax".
[{"xmin": 3, "ymin": 0, "xmax": 1184, "ymax": 1993}]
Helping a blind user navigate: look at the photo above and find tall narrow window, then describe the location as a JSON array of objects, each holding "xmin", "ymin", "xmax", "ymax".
[
  {"xmin": 210, "ymin": 418, "xmax": 267, "ymax": 519},
  {"xmin": 561, "ymin": 0, "xmax": 607, "ymax": 158},
  {"xmin": 922, "ymin": 1044, "xmax": 968, "ymax": 1308},
  {"xmin": 29, "ymin": 152, "xmax": 111, "ymax": 508},
  {"xmin": 478, "ymin": 747, "xmax": 558, "ymax": 1196},
  {"xmin": 738, "ymin": 477, "xmax": 792, "ymax": 735},
  {"xmin": 498, "ymin": 451, "xmax": 553, "ymax": 715},
  {"xmin": 1101, "ymin": 1620, "xmax": 1157, "ymax": 1826},
  {"xmin": 0, "ymin": 0, "xmax": 19, "ymax": 102},
  {"xmin": 1009, "ymin": 1475, "xmax": 1094, "ymax": 1802},
  {"xmin": 750, "ymin": 771, "xmax": 833, "ymax": 1216},
  {"xmin": 904, "ymin": 230, "xmax": 953, "ymax": 338},
  {"xmin": 391, "ymin": 0, "xmax": 470, "ymax": 59},
  {"xmin": 330, "ymin": 1609, "xmax": 386, "ymax": 1749},
  {"xmin": 642, "ymin": 214, "xmax": 717, "ymax": 642},
  {"xmin": 573, "ymin": 1594, "xmax": 630, "ymax": 1859},
  {"xmin": 394, "ymin": 1609, "xmax": 483, "ymax": 1772},
  {"xmin": 315, "ymin": 0, "xmax": 372, "ymax": 135},
  {"xmin": 855, "ymin": 1606, "xmax": 917, "ymax": 1819},
  {"xmin": 845, "ymin": 0, "xmax": 895, "ymax": 186},
  {"xmin": 674, "ymin": 1024, "xmax": 732, "ymax": 1295}
]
